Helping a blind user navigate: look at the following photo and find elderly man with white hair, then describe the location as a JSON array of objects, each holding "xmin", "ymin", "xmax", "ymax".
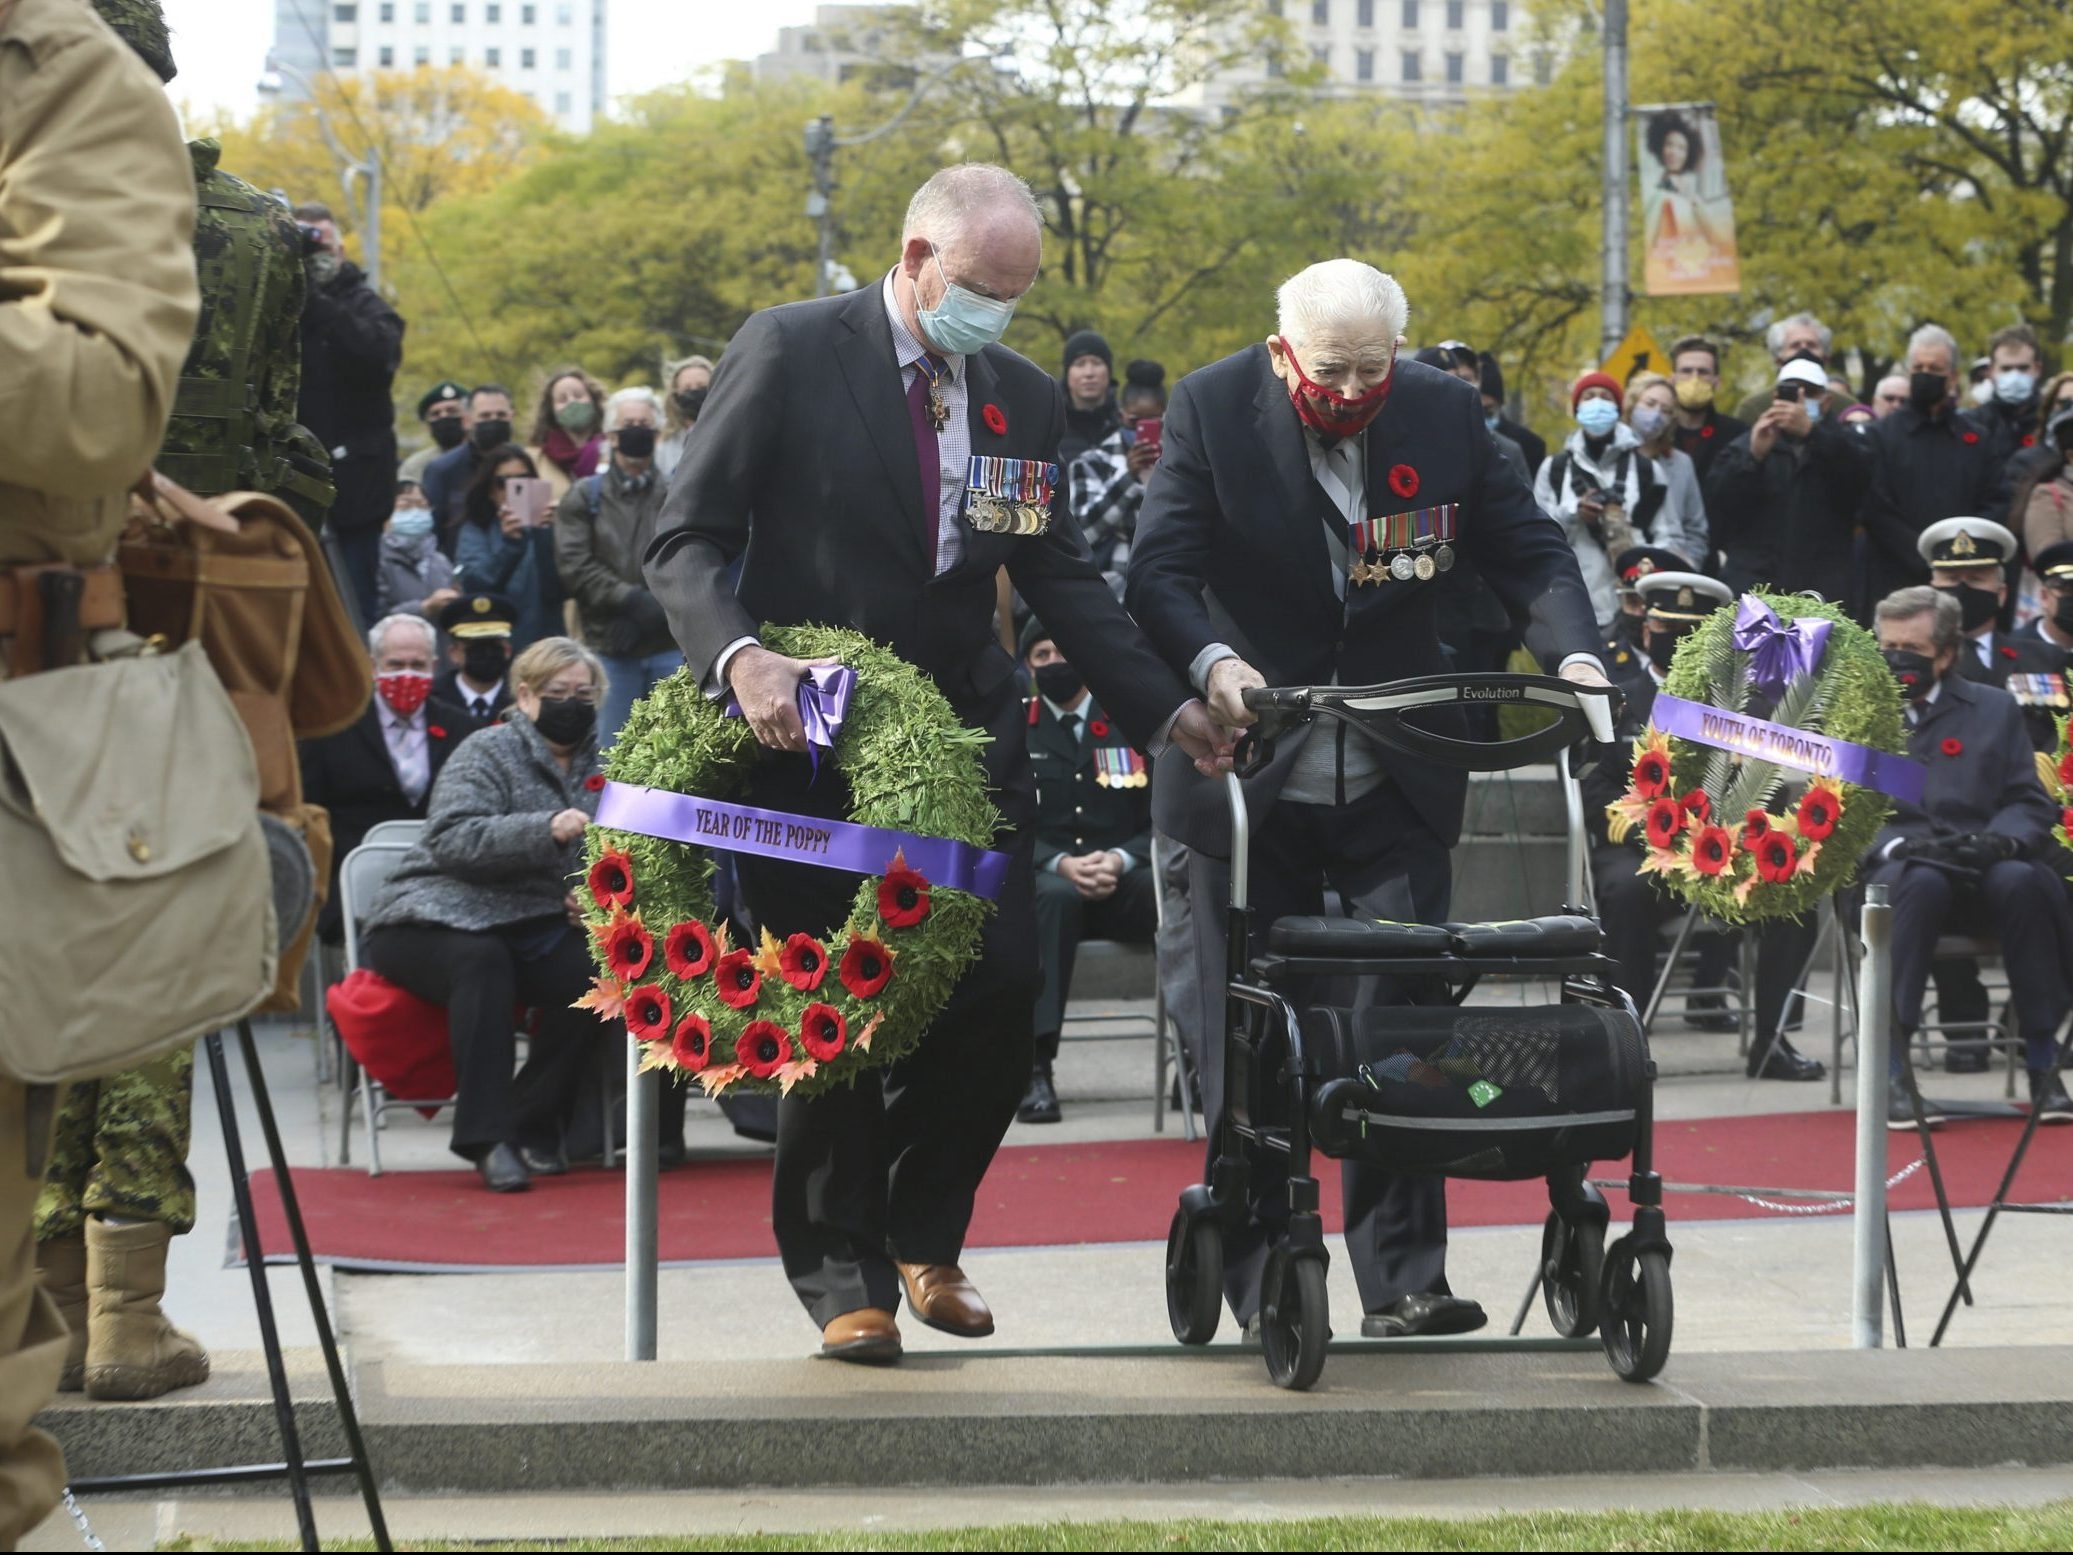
[
  {"xmin": 1862, "ymin": 323, "xmax": 2003, "ymax": 612},
  {"xmin": 645, "ymin": 162, "xmax": 1226, "ymax": 1364},
  {"xmin": 1128, "ymin": 258, "xmax": 1607, "ymax": 1341},
  {"xmin": 553, "ymin": 384, "xmax": 680, "ymax": 743}
]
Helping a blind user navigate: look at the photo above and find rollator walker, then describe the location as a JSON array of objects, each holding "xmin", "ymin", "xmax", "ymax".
[{"xmin": 1163, "ymin": 672, "xmax": 1674, "ymax": 1390}]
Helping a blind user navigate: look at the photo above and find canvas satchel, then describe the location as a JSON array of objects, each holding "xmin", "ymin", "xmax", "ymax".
[{"xmin": 0, "ymin": 642, "xmax": 277, "ymax": 1084}]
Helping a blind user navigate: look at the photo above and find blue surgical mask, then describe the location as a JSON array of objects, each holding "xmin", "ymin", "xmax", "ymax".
[
  {"xmin": 390, "ymin": 507, "xmax": 434, "ymax": 537},
  {"xmin": 1576, "ymin": 400, "xmax": 1620, "ymax": 437},
  {"xmin": 1995, "ymin": 370, "xmax": 2037, "ymax": 406},
  {"xmin": 917, "ymin": 245, "xmax": 1018, "ymax": 356},
  {"xmin": 1484, "ymin": 410, "xmax": 1501, "ymax": 431},
  {"xmin": 1629, "ymin": 405, "xmax": 1670, "ymax": 441}
]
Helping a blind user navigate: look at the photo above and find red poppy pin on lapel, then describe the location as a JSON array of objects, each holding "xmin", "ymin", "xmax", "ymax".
[
  {"xmin": 1941, "ymin": 737, "xmax": 1964, "ymax": 757},
  {"xmin": 982, "ymin": 403, "xmax": 1007, "ymax": 435},
  {"xmin": 1961, "ymin": 430, "xmax": 1980, "ymax": 445},
  {"xmin": 1089, "ymin": 719, "xmax": 1110, "ymax": 738},
  {"xmin": 585, "ymin": 773, "xmax": 607, "ymax": 791},
  {"xmin": 427, "ymin": 725, "xmax": 447, "ymax": 740},
  {"xmin": 2001, "ymin": 645, "xmax": 2019, "ymax": 660},
  {"xmin": 1388, "ymin": 464, "xmax": 1419, "ymax": 499},
  {"xmin": 1700, "ymin": 424, "xmax": 1716, "ymax": 439}
]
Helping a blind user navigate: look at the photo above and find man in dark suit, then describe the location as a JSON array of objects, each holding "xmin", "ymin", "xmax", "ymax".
[
  {"xmin": 1868, "ymin": 585, "xmax": 2073, "ymax": 1126},
  {"xmin": 1126, "ymin": 258, "xmax": 1610, "ymax": 1339},
  {"xmin": 1018, "ymin": 619, "xmax": 1159, "ymax": 1125},
  {"xmin": 432, "ymin": 591, "xmax": 518, "ymax": 731},
  {"xmin": 643, "ymin": 163, "xmax": 1223, "ymax": 1363},
  {"xmin": 299, "ymin": 612, "xmax": 467, "ymax": 941}
]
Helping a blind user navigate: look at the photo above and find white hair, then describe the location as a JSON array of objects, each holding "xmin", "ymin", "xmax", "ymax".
[
  {"xmin": 1275, "ymin": 260, "xmax": 1410, "ymax": 350},
  {"xmin": 605, "ymin": 386, "xmax": 663, "ymax": 433},
  {"xmin": 1907, "ymin": 323, "xmax": 1961, "ymax": 374},
  {"xmin": 902, "ymin": 163, "xmax": 1043, "ymax": 250},
  {"xmin": 368, "ymin": 612, "xmax": 436, "ymax": 660},
  {"xmin": 1766, "ymin": 311, "xmax": 1832, "ymax": 357}
]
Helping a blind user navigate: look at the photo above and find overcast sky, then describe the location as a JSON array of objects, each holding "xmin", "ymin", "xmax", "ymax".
[{"xmin": 162, "ymin": 0, "xmax": 832, "ymax": 123}]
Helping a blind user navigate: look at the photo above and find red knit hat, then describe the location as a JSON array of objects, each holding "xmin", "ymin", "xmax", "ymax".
[{"xmin": 1571, "ymin": 371, "xmax": 1624, "ymax": 413}]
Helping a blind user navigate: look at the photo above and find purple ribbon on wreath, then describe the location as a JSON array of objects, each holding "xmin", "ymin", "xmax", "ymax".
[
  {"xmin": 1732, "ymin": 595, "xmax": 1831, "ymax": 700},
  {"xmin": 727, "ymin": 662, "xmax": 855, "ymax": 778}
]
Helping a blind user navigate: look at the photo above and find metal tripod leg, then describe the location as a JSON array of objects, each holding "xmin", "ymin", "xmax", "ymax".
[
  {"xmin": 235, "ymin": 1021, "xmax": 393, "ymax": 1549},
  {"xmin": 1897, "ymin": 1049, "xmax": 1970, "ymax": 1304}
]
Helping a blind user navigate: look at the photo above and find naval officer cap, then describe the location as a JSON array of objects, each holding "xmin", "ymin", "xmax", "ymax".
[
  {"xmin": 437, "ymin": 591, "xmax": 519, "ymax": 640},
  {"xmin": 1916, "ymin": 516, "xmax": 2017, "ymax": 571},
  {"xmin": 1635, "ymin": 570, "xmax": 1732, "ymax": 624}
]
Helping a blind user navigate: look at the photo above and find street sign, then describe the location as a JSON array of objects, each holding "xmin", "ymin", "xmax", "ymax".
[{"xmin": 1600, "ymin": 324, "xmax": 1669, "ymax": 385}]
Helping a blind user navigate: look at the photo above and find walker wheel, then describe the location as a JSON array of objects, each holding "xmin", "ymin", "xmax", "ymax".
[
  {"xmin": 1541, "ymin": 1211, "xmax": 1604, "ymax": 1338},
  {"xmin": 1165, "ymin": 1207, "xmax": 1223, "ymax": 1346},
  {"xmin": 1260, "ymin": 1251, "xmax": 1330, "ymax": 1391},
  {"xmin": 1599, "ymin": 1238, "xmax": 1673, "ymax": 1383}
]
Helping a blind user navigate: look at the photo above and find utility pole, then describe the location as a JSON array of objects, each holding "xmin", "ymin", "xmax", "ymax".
[
  {"xmin": 259, "ymin": 54, "xmax": 382, "ymax": 292},
  {"xmin": 1601, "ymin": 0, "xmax": 1630, "ymax": 360}
]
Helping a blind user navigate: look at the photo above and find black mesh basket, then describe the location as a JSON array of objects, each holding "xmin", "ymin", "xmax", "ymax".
[{"xmin": 1303, "ymin": 1003, "xmax": 1647, "ymax": 1178}]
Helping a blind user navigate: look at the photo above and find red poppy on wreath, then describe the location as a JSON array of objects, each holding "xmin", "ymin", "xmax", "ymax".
[
  {"xmin": 427, "ymin": 724, "xmax": 447, "ymax": 741},
  {"xmin": 1678, "ymin": 789, "xmax": 1711, "ymax": 824},
  {"xmin": 800, "ymin": 1002, "xmax": 847, "ymax": 1063},
  {"xmin": 1644, "ymin": 796, "xmax": 1687, "ymax": 850},
  {"xmin": 603, "ymin": 915, "xmax": 655, "ymax": 982},
  {"xmin": 1741, "ymin": 809, "xmax": 1772, "ymax": 848},
  {"xmin": 1690, "ymin": 824, "xmax": 1735, "ymax": 877},
  {"xmin": 1961, "ymin": 430, "xmax": 1980, "ymax": 445},
  {"xmin": 1941, "ymin": 737, "xmax": 1964, "ymax": 756},
  {"xmin": 1388, "ymin": 464, "xmax": 1419, "ymax": 499},
  {"xmin": 878, "ymin": 859, "xmax": 932, "ymax": 928},
  {"xmin": 664, "ymin": 920, "xmax": 716, "ymax": 980},
  {"xmin": 1089, "ymin": 719, "xmax": 1110, "ymax": 739},
  {"xmin": 1755, "ymin": 831, "xmax": 1799, "ymax": 884},
  {"xmin": 2001, "ymin": 645, "xmax": 2019, "ymax": 661},
  {"xmin": 587, "ymin": 849, "xmax": 635, "ymax": 910},
  {"xmin": 1797, "ymin": 785, "xmax": 1842, "ymax": 841},
  {"xmin": 624, "ymin": 983, "xmax": 672, "ymax": 1042},
  {"xmin": 713, "ymin": 948, "xmax": 762, "ymax": 1010},
  {"xmin": 839, "ymin": 936, "xmax": 895, "ymax": 999},
  {"xmin": 2062, "ymin": 806, "xmax": 2073, "ymax": 834},
  {"xmin": 1632, "ymin": 749, "xmax": 1672, "ymax": 799},
  {"xmin": 736, "ymin": 1020, "xmax": 794, "ymax": 1080},
  {"xmin": 671, "ymin": 1012, "xmax": 712, "ymax": 1073},
  {"xmin": 982, "ymin": 403, "xmax": 1007, "ymax": 435},
  {"xmin": 585, "ymin": 773, "xmax": 607, "ymax": 792},
  {"xmin": 777, "ymin": 933, "xmax": 831, "ymax": 992},
  {"xmin": 2058, "ymin": 751, "xmax": 2073, "ymax": 788}
]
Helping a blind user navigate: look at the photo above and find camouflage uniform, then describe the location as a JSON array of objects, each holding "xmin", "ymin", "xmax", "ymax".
[{"xmin": 34, "ymin": 1050, "xmax": 195, "ymax": 1241}]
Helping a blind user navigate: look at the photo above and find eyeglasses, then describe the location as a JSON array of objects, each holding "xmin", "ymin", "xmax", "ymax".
[{"xmin": 538, "ymin": 684, "xmax": 598, "ymax": 703}]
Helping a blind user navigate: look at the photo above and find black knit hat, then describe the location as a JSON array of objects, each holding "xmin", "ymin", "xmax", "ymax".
[
  {"xmin": 1479, "ymin": 352, "xmax": 1505, "ymax": 402},
  {"xmin": 1063, "ymin": 329, "xmax": 1112, "ymax": 375}
]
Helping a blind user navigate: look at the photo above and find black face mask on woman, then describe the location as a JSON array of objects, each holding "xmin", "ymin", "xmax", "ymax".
[
  {"xmin": 1933, "ymin": 583, "xmax": 1999, "ymax": 634},
  {"xmin": 674, "ymin": 388, "xmax": 708, "ymax": 421},
  {"xmin": 532, "ymin": 695, "xmax": 597, "ymax": 746}
]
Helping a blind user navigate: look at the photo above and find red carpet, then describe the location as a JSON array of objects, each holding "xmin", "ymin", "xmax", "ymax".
[{"xmin": 243, "ymin": 1109, "xmax": 2072, "ymax": 1272}]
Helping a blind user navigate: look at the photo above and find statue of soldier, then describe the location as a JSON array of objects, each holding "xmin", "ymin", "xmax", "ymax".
[
  {"xmin": 31, "ymin": 0, "xmax": 332, "ymax": 1410},
  {"xmin": 1, "ymin": 0, "xmax": 201, "ymax": 1538}
]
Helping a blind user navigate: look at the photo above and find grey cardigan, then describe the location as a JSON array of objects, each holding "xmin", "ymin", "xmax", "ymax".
[{"xmin": 361, "ymin": 711, "xmax": 602, "ymax": 935}]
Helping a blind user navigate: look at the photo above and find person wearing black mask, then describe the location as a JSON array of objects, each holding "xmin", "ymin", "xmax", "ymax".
[
  {"xmin": 1916, "ymin": 518, "xmax": 2066, "ymax": 753},
  {"xmin": 657, "ymin": 355, "xmax": 713, "ymax": 481},
  {"xmin": 1587, "ymin": 573, "xmax": 1826, "ymax": 1081},
  {"xmin": 435, "ymin": 591, "xmax": 520, "ymax": 731},
  {"xmin": 1018, "ymin": 621, "xmax": 1158, "ymax": 1125},
  {"xmin": 420, "ymin": 384, "xmax": 518, "ymax": 540},
  {"xmin": 555, "ymin": 387, "xmax": 681, "ymax": 744},
  {"xmin": 401, "ymin": 379, "xmax": 470, "ymax": 486},
  {"xmin": 1861, "ymin": 325, "xmax": 2001, "ymax": 614},
  {"xmin": 355, "ymin": 637, "xmax": 614, "ymax": 1191},
  {"xmin": 1867, "ymin": 587, "xmax": 2073, "ymax": 1127}
]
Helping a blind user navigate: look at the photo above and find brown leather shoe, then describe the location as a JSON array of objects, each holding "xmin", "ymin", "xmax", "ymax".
[
  {"xmin": 819, "ymin": 1308, "xmax": 901, "ymax": 1365},
  {"xmin": 897, "ymin": 1262, "xmax": 995, "ymax": 1337}
]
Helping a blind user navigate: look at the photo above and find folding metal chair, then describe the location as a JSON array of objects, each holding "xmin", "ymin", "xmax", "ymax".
[{"xmin": 1641, "ymin": 907, "xmax": 1752, "ymax": 1050}]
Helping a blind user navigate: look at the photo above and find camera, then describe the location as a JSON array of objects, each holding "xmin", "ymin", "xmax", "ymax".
[{"xmin": 295, "ymin": 223, "xmax": 329, "ymax": 257}]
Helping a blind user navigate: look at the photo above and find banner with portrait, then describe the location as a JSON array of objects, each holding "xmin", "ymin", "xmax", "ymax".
[{"xmin": 1635, "ymin": 102, "xmax": 1741, "ymax": 297}]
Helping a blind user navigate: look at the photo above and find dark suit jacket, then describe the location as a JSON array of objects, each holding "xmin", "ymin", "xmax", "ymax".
[
  {"xmin": 299, "ymin": 695, "xmax": 468, "ymax": 938},
  {"xmin": 1028, "ymin": 696, "xmax": 1153, "ymax": 871},
  {"xmin": 1870, "ymin": 674, "xmax": 2055, "ymax": 857},
  {"xmin": 1126, "ymin": 349, "xmax": 1601, "ymax": 853},
  {"xmin": 642, "ymin": 282, "xmax": 1190, "ymax": 843},
  {"xmin": 1860, "ymin": 406, "xmax": 2001, "ymax": 609},
  {"xmin": 434, "ymin": 667, "xmax": 513, "ymax": 732}
]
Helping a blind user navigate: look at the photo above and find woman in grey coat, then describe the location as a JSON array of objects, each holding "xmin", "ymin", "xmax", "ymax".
[
  {"xmin": 360, "ymin": 637, "xmax": 610, "ymax": 1192},
  {"xmin": 374, "ymin": 478, "xmax": 458, "ymax": 621}
]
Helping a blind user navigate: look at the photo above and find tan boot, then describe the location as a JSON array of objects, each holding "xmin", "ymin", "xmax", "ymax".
[
  {"xmin": 83, "ymin": 1218, "xmax": 211, "ymax": 1401},
  {"xmin": 35, "ymin": 1232, "xmax": 88, "ymax": 1392}
]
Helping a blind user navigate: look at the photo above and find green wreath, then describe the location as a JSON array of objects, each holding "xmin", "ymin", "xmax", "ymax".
[
  {"xmin": 1605, "ymin": 590, "xmax": 1903, "ymax": 923},
  {"xmin": 577, "ymin": 625, "xmax": 1000, "ymax": 1098}
]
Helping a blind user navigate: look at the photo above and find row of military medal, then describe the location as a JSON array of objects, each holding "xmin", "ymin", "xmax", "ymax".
[
  {"xmin": 1094, "ymin": 746, "xmax": 1149, "ymax": 788},
  {"xmin": 1349, "ymin": 502, "xmax": 1459, "ymax": 587}
]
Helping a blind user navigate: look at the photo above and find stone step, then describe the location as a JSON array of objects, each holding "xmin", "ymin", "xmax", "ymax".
[
  {"xmin": 1461, "ymin": 763, "xmax": 1570, "ymax": 837},
  {"xmin": 42, "ymin": 1346, "xmax": 2073, "ymax": 1492}
]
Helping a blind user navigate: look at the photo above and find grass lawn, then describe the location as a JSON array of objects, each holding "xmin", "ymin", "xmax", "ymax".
[{"xmin": 162, "ymin": 1500, "xmax": 2073, "ymax": 1552}]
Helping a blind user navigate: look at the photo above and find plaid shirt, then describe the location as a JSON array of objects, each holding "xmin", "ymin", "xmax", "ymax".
[{"xmin": 1066, "ymin": 425, "xmax": 1146, "ymax": 582}]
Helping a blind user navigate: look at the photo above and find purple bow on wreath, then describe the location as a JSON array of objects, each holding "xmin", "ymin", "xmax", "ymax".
[
  {"xmin": 727, "ymin": 663, "xmax": 855, "ymax": 778},
  {"xmin": 1732, "ymin": 595, "xmax": 1831, "ymax": 700}
]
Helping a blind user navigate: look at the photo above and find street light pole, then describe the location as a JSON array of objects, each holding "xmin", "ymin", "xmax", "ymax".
[
  {"xmin": 1601, "ymin": 0, "xmax": 1630, "ymax": 360},
  {"xmin": 259, "ymin": 55, "xmax": 382, "ymax": 292}
]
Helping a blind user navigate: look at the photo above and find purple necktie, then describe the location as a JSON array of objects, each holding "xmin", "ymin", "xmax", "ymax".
[{"xmin": 908, "ymin": 354, "xmax": 946, "ymax": 572}]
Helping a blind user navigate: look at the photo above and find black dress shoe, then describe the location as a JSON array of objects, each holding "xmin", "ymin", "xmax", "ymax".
[
  {"xmin": 1747, "ymin": 1038, "xmax": 1825, "ymax": 1081},
  {"xmin": 1683, "ymin": 993, "xmax": 1740, "ymax": 1033},
  {"xmin": 1943, "ymin": 1044, "xmax": 1990, "ymax": 1075},
  {"xmin": 1016, "ymin": 1063, "xmax": 1062, "ymax": 1125},
  {"xmin": 2030, "ymin": 1069, "xmax": 2073, "ymax": 1124},
  {"xmin": 657, "ymin": 1138, "xmax": 686, "ymax": 1169},
  {"xmin": 1361, "ymin": 1292, "xmax": 1488, "ymax": 1338},
  {"xmin": 1887, "ymin": 1077, "xmax": 1946, "ymax": 1131},
  {"xmin": 519, "ymin": 1146, "xmax": 569, "ymax": 1176},
  {"xmin": 476, "ymin": 1143, "xmax": 531, "ymax": 1193}
]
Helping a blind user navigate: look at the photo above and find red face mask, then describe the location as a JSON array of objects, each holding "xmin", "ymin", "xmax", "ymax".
[
  {"xmin": 376, "ymin": 671, "xmax": 433, "ymax": 718},
  {"xmin": 1277, "ymin": 336, "xmax": 1396, "ymax": 436}
]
